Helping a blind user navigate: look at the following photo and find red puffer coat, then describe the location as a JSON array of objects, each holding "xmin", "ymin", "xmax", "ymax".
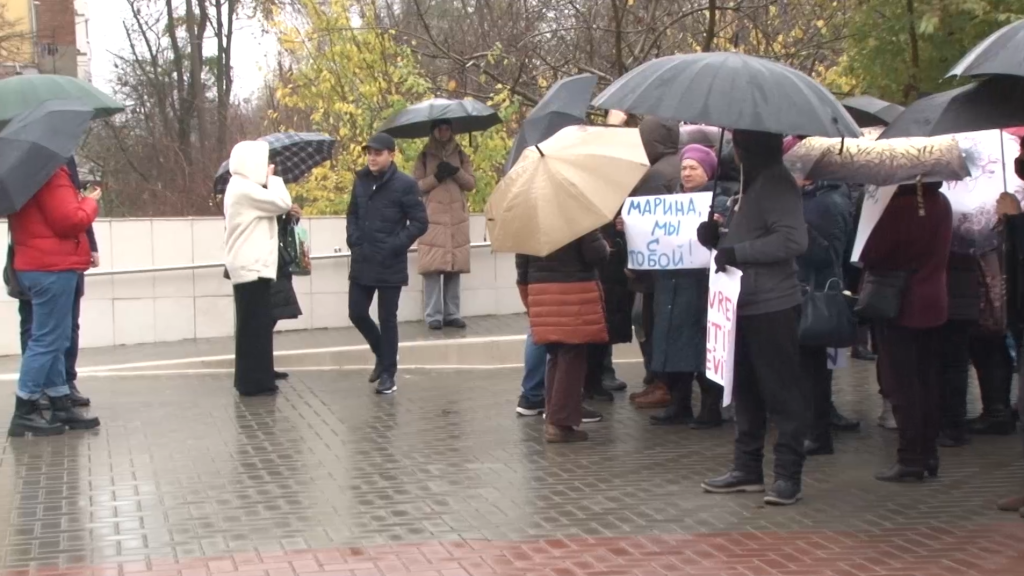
[{"xmin": 9, "ymin": 167, "xmax": 98, "ymax": 272}]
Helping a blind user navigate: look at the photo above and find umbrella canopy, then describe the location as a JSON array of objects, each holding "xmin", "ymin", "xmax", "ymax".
[
  {"xmin": 679, "ymin": 124, "xmax": 724, "ymax": 149},
  {"xmin": 0, "ymin": 100, "xmax": 94, "ymax": 216},
  {"xmin": 878, "ymin": 76, "xmax": 1024, "ymax": 139},
  {"xmin": 379, "ymin": 98, "xmax": 501, "ymax": 140},
  {"xmin": 214, "ymin": 132, "xmax": 336, "ymax": 195},
  {"xmin": 0, "ymin": 75, "xmax": 124, "ymax": 129},
  {"xmin": 504, "ymin": 74, "xmax": 597, "ymax": 174},
  {"xmin": 783, "ymin": 135, "xmax": 970, "ymax": 186},
  {"xmin": 591, "ymin": 52, "xmax": 861, "ymax": 138},
  {"xmin": 485, "ymin": 125, "xmax": 649, "ymax": 257},
  {"xmin": 948, "ymin": 18, "xmax": 1024, "ymax": 78},
  {"xmin": 841, "ymin": 95, "xmax": 905, "ymax": 127}
]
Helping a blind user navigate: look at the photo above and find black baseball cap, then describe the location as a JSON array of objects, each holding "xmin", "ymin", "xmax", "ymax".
[{"xmin": 362, "ymin": 132, "xmax": 396, "ymax": 152}]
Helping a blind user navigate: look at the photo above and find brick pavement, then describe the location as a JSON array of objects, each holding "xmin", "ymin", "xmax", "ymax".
[{"xmin": 1, "ymin": 328, "xmax": 1023, "ymax": 575}]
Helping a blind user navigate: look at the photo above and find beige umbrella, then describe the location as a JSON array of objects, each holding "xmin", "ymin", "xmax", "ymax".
[{"xmin": 485, "ymin": 125, "xmax": 649, "ymax": 256}]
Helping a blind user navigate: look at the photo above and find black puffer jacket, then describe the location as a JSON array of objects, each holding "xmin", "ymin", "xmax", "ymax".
[
  {"xmin": 516, "ymin": 231, "xmax": 608, "ymax": 285},
  {"xmin": 347, "ymin": 163, "xmax": 429, "ymax": 287}
]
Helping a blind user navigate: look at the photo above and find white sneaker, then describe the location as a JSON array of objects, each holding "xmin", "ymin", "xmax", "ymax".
[{"xmin": 877, "ymin": 399, "xmax": 898, "ymax": 430}]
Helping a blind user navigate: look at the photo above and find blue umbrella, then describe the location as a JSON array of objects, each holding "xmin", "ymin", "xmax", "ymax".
[{"xmin": 0, "ymin": 99, "xmax": 93, "ymax": 216}]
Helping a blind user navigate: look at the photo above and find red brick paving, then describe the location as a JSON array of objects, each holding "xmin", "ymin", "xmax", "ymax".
[{"xmin": 4, "ymin": 524, "xmax": 1024, "ymax": 576}]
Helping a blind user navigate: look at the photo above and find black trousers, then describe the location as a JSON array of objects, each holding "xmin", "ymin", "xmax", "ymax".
[
  {"xmin": 19, "ymin": 272, "xmax": 84, "ymax": 384},
  {"xmin": 970, "ymin": 331, "xmax": 1014, "ymax": 416},
  {"xmin": 733, "ymin": 305, "xmax": 808, "ymax": 482},
  {"xmin": 800, "ymin": 346, "xmax": 832, "ymax": 440},
  {"xmin": 583, "ymin": 343, "xmax": 609, "ymax": 394},
  {"xmin": 348, "ymin": 282, "xmax": 401, "ymax": 378},
  {"xmin": 938, "ymin": 320, "xmax": 974, "ymax": 435},
  {"xmin": 878, "ymin": 323, "xmax": 942, "ymax": 468},
  {"xmin": 233, "ymin": 279, "xmax": 276, "ymax": 395}
]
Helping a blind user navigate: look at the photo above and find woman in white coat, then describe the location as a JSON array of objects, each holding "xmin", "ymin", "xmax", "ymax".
[{"xmin": 223, "ymin": 141, "xmax": 293, "ymax": 396}]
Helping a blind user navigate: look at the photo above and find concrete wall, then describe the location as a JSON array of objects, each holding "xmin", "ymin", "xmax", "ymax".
[{"xmin": 0, "ymin": 215, "xmax": 524, "ymax": 356}]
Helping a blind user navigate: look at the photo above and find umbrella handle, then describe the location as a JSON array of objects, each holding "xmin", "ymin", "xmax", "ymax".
[{"xmin": 708, "ymin": 128, "xmax": 725, "ymax": 222}]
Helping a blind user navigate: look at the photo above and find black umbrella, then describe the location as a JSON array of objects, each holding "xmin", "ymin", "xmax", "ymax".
[
  {"xmin": 378, "ymin": 98, "xmax": 501, "ymax": 139},
  {"xmin": 877, "ymin": 76, "xmax": 1024, "ymax": 139},
  {"xmin": 840, "ymin": 95, "xmax": 905, "ymax": 127},
  {"xmin": 214, "ymin": 132, "xmax": 336, "ymax": 196},
  {"xmin": 504, "ymin": 74, "xmax": 598, "ymax": 174},
  {"xmin": 947, "ymin": 18, "xmax": 1024, "ymax": 78},
  {"xmin": 591, "ymin": 52, "xmax": 861, "ymax": 138},
  {"xmin": 0, "ymin": 100, "xmax": 93, "ymax": 216}
]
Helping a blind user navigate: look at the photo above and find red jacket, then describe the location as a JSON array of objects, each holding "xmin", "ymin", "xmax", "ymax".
[
  {"xmin": 9, "ymin": 167, "xmax": 98, "ymax": 272},
  {"xmin": 861, "ymin": 184, "xmax": 952, "ymax": 329}
]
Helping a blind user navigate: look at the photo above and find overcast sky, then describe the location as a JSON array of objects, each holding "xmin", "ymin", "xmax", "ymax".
[{"xmin": 88, "ymin": 1, "xmax": 277, "ymax": 99}]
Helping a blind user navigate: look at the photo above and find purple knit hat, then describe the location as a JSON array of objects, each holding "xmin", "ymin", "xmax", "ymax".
[{"xmin": 679, "ymin": 144, "xmax": 717, "ymax": 179}]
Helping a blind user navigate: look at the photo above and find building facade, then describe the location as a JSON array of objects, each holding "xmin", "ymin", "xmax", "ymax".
[{"xmin": 0, "ymin": 0, "xmax": 89, "ymax": 79}]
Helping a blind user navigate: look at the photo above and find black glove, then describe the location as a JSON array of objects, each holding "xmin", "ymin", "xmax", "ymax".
[
  {"xmin": 437, "ymin": 161, "xmax": 459, "ymax": 179},
  {"xmin": 696, "ymin": 221, "xmax": 721, "ymax": 249},
  {"xmin": 714, "ymin": 246, "xmax": 737, "ymax": 272}
]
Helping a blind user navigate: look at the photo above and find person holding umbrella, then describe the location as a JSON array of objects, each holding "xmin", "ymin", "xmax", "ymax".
[
  {"xmin": 414, "ymin": 119, "xmax": 475, "ymax": 330},
  {"xmin": 347, "ymin": 133, "xmax": 428, "ymax": 395}
]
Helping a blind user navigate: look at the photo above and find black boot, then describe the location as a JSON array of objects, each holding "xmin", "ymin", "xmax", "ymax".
[
  {"xmin": 584, "ymin": 374, "xmax": 614, "ymax": 401},
  {"xmin": 968, "ymin": 407, "xmax": 1016, "ymax": 435},
  {"xmin": 938, "ymin": 427, "xmax": 970, "ymax": 448},
  {"xmin": 68, "ymin": 382, "xmax": 91, "ymax": 407},
  {"xmin": 804, "ymin": 430, "xmax": 834, "ymax": 456},
  {"xmin": 829, "ymin": 403, "xmax": 860, "ymax": 432},
  {"xmin": 650, "ymin": 378, "xmax": 693, "ymax": 426},
  {"xmin": 874, "ymin": 463, "xmax": 925, "ymax": 483},
  {"xmin": 690, "ymin": 380, "xmax": 723, "ymax": 429},
  {"xmin": 47, "ymin": 395, "xmax": 100, "ymax": 430},
  {"xmin": 8, "ymin": 397, "xmax": 66, "ymax": 438}
]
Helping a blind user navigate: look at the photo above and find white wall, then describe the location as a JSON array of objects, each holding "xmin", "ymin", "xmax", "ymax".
[
  {"xmin": 74, "ymin": 0, "xmax": 91, "ymax": 83},
  {"xmin": 0, "ymin": 215, "xmax": 523, "ymax": 356}
]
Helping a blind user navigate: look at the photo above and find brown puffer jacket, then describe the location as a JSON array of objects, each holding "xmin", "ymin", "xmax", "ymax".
[
  {"xmin": 516, "ymin": 231, "xmax": 610, "ymax": 345},
  {"xmin": 414, "ymin": 140, "xmax": 475, "ymax": 274}
]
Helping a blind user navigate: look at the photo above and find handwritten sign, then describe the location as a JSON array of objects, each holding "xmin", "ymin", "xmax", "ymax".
[
  {"xmin": 623, "ymin": 193, "xmax": 713, "ymax": 270},
  {"xmin": 705, "ymin": 262, "xmax": 742, "ymax": 406},
  {"xmin": 850, "ymin": 185, "xmax": 898, "ymax": 262}
]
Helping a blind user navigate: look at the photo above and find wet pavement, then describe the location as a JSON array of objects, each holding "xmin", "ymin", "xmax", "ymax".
[{"xmin": 1, "ymin": 318, "xmax": 1023, "ymax": 576}]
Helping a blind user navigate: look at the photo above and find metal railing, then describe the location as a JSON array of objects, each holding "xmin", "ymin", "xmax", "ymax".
[{"xmin": 85, "ymin": 241, "xmax": 494, "ymax": 277}]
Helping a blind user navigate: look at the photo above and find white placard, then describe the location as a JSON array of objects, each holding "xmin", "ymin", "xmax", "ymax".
[
  {"xmin": 827, "ymin": 348, "xmax": 849, "ymax": 370},
  {"xmin": 623, "ymin": 193, "xmax": 713, "ymax": 270},
  {"xmin": 705, "ymin": 262, "xmax": 742, "ymax": 406},
  {"xmin": 850, "ymin": 184, "xmax": 898, "ymax": 262}
]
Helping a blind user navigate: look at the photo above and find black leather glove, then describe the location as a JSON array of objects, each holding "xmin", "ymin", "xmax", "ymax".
[
  {"xmin": 437, "ymin": 161, "xmax": 458, "ymax": 179},
  {"xmin": 697, "ymin": 221, "xmax": 721, "ymax": 249},
  {"xmin": 714, "ymin": 246, "xmax": 737, "ymax": 272}
]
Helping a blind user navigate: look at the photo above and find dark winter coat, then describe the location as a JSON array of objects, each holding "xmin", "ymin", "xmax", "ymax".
[
  {"xmin": 516, "ymin": 231, "xmax": 610, "ymax": 345},
  {"xmin": 946, "ymin": 251, "xmax": 980, "ymax": 322},
  {"xmin": 650, "ymin": 185, "xmax": 712, "ymax": 374},
  {"xmin": 1004, "ymin": 214, "xmax": 1024, "ymax": 335},
  {"xmin": 270, "ymin": 215, "xmax": 302, "ymax": 322},
  {"xmin": 797, "ymin": 182, "xmax": 853, "ymax": 291},
  {"xmin": 346, "ymin": 162, "xmax": 429, "ymax": 287},
  {"xmin": 599, "ymin": 222, "xmax": 634, "ymax": 344}
]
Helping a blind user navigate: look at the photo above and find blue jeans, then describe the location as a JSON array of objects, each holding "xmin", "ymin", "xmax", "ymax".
[
  {"xmin": 15, "ymin": 270, "xmax": 78, "ymax": 400},
  {"xmin": 521, "ymin": 331, "xmax": 547, "ymax": 402}
]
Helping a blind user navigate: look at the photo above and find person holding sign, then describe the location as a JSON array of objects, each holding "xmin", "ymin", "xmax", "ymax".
[
  {"xmin": 696, "ymin": 130, "xmax": 809, "ymax": 506},
  {"xmin": 648, "ymin": 145, "xmax": 723, "ymax": 427}
]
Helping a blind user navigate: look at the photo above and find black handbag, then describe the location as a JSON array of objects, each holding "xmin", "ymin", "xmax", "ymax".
[
  {"xmin": 3, "ymin": 236, "xmax": 27, "ymax": 300},
  {"xmin": 799, "ymin": 277, "xmax": 858, "ymax": 348},
  {"xmin": 854, "ymin": 270, "xmax": 910, "ymax": 320}
]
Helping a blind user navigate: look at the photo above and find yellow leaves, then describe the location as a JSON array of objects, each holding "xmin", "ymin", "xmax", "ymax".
[{"xmin": 447, "ymin": 78, "xmax": 458, "ymax": 91}]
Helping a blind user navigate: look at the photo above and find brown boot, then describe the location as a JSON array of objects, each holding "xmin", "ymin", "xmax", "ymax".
[
  {"xmin": 544, "ymin": 423, "xmax": 589, "ymax": 443},
  {"xmin": 634, "ymin": 382, "xmax": 671, "ymax": 409},
  {"xmin": 996, "ymin": 494, "xmax": 1024, "ymax": 512},
  {"xmin": 629, "ymin": 382, "xmax": 662, "ymax": 402}
]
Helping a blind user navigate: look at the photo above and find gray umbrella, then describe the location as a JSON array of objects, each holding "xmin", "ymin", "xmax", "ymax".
[
  {"xmin": 504, "ymin": 74, "xmax": 598, "ymax": 174},
  {"xmin": 841, "ymin": 95, "xmax": 905, "ymax": 127},
  {"xmin": 592, "ymin": 52, "xmax": 861, "ymax": 138},
  {"xmin": 0, "ymin": 99, "xmax": 93, "ymax": 216},
  {"xmin": 379, "ymin": 98, "xmax": 502, "ymax": 139},
  {"xmin": 948, "ymin": 18, "xmax": 1024, "ymax": 78},
  {"xmin": 878, "ymin": 75, "xmax": 1024, "ymax": 139}
]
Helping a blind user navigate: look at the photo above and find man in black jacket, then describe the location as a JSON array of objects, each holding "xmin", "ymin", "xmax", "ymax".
[{"xmin": 346, "ymin": 133, "xmax": 428, "ymax": 394}]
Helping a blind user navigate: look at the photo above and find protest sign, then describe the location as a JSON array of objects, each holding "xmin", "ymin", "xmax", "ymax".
[
  {"xmin": 850, "ymin": 184, "xmax": 897, "ymax": 262},
  {"xmin": 622, "ymin": 193, "xmax": 713, "ymax": 270},
  {"xmin": 706, "ymin": 262, "xmax": 742, "ymax": 406},
  {"xmin": 826, "ymin": 348, "xmax": 849, "ymax": 370}
]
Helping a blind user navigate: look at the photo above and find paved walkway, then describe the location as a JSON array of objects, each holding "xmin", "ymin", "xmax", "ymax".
[{"xmin": 1, "ymin": 320, "xmax": 1023, "ymax": 575}]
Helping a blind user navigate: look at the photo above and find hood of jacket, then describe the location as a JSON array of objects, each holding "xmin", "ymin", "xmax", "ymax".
[
  {"xmin": 638, "ymin": 117, "xmax": 679, "ymax": 165},
  {"xmin": 732, "ymin": 129, "xmax": 785, "ymax": 193},
  {"xmin": 229, "ymin": 140, "xmax": 270, "ymax": 187}
]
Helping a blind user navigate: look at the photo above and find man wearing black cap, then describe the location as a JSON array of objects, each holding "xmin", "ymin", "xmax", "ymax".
[{"xmin": 347, "ymin": 133, "xmax": 428, "ymax": 394}]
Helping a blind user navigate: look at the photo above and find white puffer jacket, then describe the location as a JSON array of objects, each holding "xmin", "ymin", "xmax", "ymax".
[{"xmin": 223, "ymin": 140, "xmax": 292, "ymax": 285}]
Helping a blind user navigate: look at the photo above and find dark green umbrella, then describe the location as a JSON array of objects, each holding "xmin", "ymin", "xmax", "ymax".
[
  {"xmin": 378, "ymin": 98, "xmax": 501, "ymax": 139},
  {"xmin": 0, "ymin": 75, "xmax": 124, "ymax": 129},
  {"xmin": 0, "ymin": 100, "xmax": 94, "ymax": 216}
]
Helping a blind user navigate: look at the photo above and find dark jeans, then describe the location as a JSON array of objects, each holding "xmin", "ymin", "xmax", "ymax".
[
  {"xmin": 970, "ymin": 331, "xmax": 1014, "ymax": 416},
  {"xmin": 800, "ymin": 346, "xmax": 832, "ymax": 440},
  {"xmin": 938, "ymin": 320, "xmax": 974, "ymax": 435},
  {"xmin": 19, "ymin": 272, "xmax": 84, "ymax": 384},
  {"xmin": 878, "ymin": 323, "xmax": 942, "ymax": 468},
  {"xmin": 544, "ymin": 343, "xmax": 587, "ymax": 427},
  {"xmin": 233, "ymin": 279, "xmax": 276, "ymax": 395},
  {"xmin": 732, "ymin": 305, "xmax": 808, "ymax": 482},
  {"xmin": 348, "ymin": 282, "xmax": 402, "ymax": 378}
]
